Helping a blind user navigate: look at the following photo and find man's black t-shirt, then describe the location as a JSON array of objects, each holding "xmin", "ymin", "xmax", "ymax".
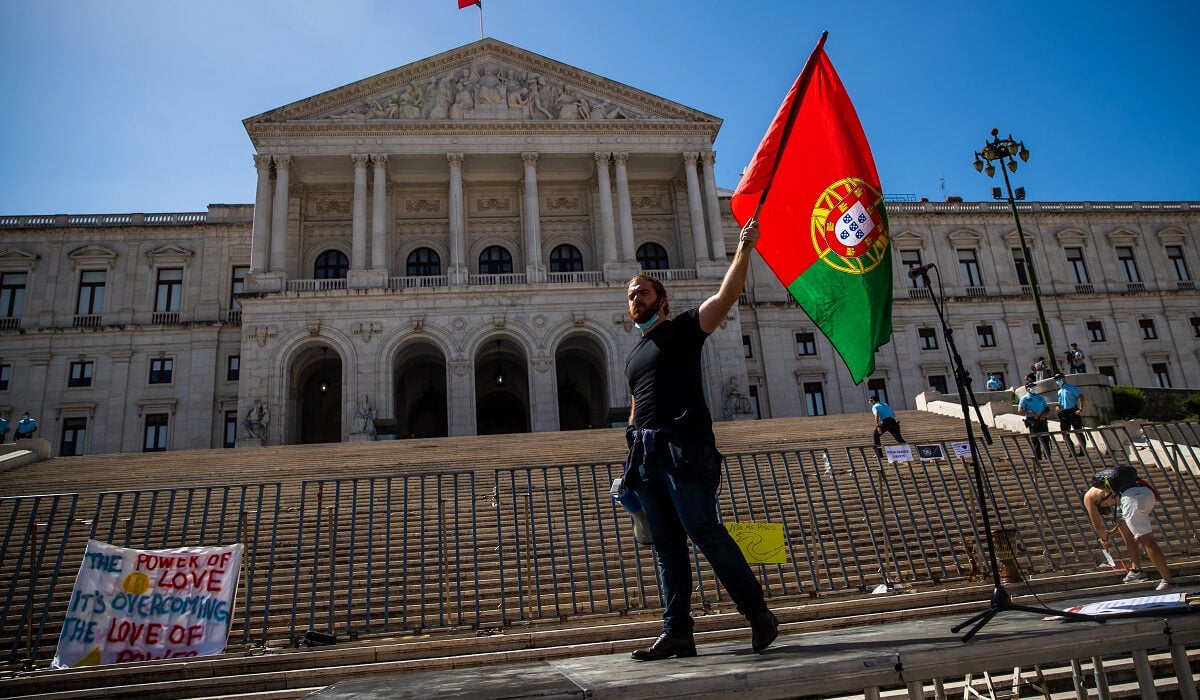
[{"xmin": 626, "ymin": 308, "xmax": 711, "ymax": 429}]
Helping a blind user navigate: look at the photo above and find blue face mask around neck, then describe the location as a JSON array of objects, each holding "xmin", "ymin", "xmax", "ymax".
[{"xmin": 634, "ymin": 314, "xmax": 659, "ymax": 331}]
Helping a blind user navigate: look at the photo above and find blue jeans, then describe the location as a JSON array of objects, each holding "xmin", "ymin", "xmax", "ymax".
[{"xmin": 634, "ymin": 450, "xmax": 767, "ymax": 636}]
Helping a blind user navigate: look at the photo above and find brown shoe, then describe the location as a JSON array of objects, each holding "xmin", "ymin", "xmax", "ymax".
[
  {"xmin": 630, "ymin": 632, "xmax": 697, "ymax": 661},
  {"xmin": 748, "ymin": 611, "xmax": 779, "ymax": 653}
]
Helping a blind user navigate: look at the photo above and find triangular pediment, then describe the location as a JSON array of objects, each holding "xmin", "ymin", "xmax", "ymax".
[{"xmin": 244, "ymin": 39, "xmax": 719, "ymax": 137}]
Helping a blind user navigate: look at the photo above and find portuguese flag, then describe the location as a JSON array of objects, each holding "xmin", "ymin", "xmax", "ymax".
[
  {"xmin": 458, "ymin": 0, "xmax": 480, "ymax": 8},
  {"xmin": 732, "ymin": 32, "xmax": 892, "ymax": 384}
]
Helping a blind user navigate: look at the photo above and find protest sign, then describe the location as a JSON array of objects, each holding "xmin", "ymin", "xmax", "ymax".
[
  {"xmin": 52, "ymin": 540, "xmax": 242, "ymax": 668},
  {"xmin": 726, "ymin": 521, "xmax": 787, "ymax": 564}
]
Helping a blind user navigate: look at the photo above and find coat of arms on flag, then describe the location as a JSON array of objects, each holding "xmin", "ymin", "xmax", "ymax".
[{"xmin": 916, "ymin": 444, "xmax": 945, "ymax": 461}]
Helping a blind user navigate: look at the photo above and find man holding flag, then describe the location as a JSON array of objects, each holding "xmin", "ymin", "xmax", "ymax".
[{"xmin": 731, "ymin": 32, "xmax": 892, "ymax": 384}]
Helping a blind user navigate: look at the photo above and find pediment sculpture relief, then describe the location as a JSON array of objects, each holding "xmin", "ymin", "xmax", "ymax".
[{"xmin": 319, "ymin": 61, "xmax": 653, "ymax": 122}]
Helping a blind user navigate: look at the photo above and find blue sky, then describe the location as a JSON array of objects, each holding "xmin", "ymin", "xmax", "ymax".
[{"xmin": 1, "ymin": 1, "xmax": 1197, "ymax": 215}]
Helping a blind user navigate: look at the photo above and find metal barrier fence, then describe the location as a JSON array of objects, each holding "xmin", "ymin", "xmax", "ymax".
[{"xmin": 3, "ymin": 423, "xmax": 1200, "ymax": 668}]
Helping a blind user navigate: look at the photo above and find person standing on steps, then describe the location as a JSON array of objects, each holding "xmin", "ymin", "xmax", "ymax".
[
  {"xmin": 869, "ymin": 397, "xmax": 906, "ymax": 456},
  {"xmin": 1053, "ymin": 372, "xmax": 1087, "ymax": 456},
  {"xmin": 622, "ymin": 217, "xmax": 778, "ymax": 662}
]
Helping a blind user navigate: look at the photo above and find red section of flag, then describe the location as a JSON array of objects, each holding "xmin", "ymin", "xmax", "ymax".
[
  {"xmin": 458, "ymin": 0, "xmax": 479, "ymax": 8},
  {"xmin": 731, "ymin": 34, "xmax": 882, "ymax": 284}
]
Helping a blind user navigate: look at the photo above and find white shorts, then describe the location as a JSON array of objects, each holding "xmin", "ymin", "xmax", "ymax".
[{"xmin": 1119, "ymin": 486, "xmax": 1157, "ymax": 539}]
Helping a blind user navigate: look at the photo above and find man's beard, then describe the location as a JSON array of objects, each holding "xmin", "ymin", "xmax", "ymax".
[{"xmin": 629, "ymin": 299, "xmax": 660, "ymax": 325}]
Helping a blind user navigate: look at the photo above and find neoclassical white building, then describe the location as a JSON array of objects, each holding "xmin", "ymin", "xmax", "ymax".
[{"xmin": 1, "ymin": 39, "xmax": 1197, "ymax": 456}]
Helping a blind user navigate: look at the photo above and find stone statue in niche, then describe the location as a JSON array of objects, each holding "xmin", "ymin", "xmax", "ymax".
[
  {"xmin": 243, "ymin": 399, "xmax": 270, "ymax": 445},
  {"xmin": 354, "ymin": 394, "xmax": 377, "ymax": 436},
  {"xmin": 723, "ymin": 378, "xmax": 752, "ymax": 420}
]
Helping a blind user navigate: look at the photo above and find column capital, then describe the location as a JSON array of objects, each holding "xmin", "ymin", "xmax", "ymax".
[
  {"xmin": 351, "ymin": 154, "xmax": 371, "ymax": 168},
  {"xmin": 593, "ymin": 151, "xmax": 612, "ymax": 166},
  {"xmin": 611, "ymin": 151, "xmax": 629, "ymax": 165},
  {"xmin": 447, "ymin": 152, "xmax": 464, "ymax": 166},
  {"xmin": 370, "ymin": 153, "xmax": 388, "ymax": 167},
  {"xmin": 699, "ymin": 151, "xmax": 716, "ymax": 166},
  {"xmin": 253, "ymin": 154, "xmax": 272, "ymax": 170},
  {"xmin": 521, "ymin": 152, "xmax": 539, "ymax": 167},
  {"xmin": 682, "ymin": 152, "xmax": 700, "ymax": 167},
  {"xmin": 273, "ymin": 155, "xmax": 292, "ymax": 170}
]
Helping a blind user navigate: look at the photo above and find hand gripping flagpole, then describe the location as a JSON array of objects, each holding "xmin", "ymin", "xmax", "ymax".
[{"xmin": 911, "ymin": 265, "xmax": 1099, "ymax": 640}]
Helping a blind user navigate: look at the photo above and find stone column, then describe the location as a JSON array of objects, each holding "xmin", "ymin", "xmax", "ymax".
[
  {"xmin": 700, "ymin": 151, "xmax": 726, "ymax": 259},
  {"xmin": 594, "ymin": 152, "xmax": 617, "ymax": 266},
  {"xmin": 371, "ymin": 154, "xmax": 388, "ymax": 271},
  {"xmin": 250, "ymin": 155, "xmax": 273, "ymax": 274},
  {"xmin": 613, "ymin": 152, "xmax": 636, "ymax": 262},
  {"xmin": 269, "ymin": 155, "xmax": 291, "ymax": 273},
  {"xmin": 448, "ymin": 152, "xmax": 466, "ymax": 284},
  {"xmin": 351, "ymin": 154, "xmax": 370, "ymax": 271},
  {"xmin": 521, "ymin": 153, "xmax": 543, "ymax": 282},
  {"xmin": 683, "ymin": 152, "xmax": 709, "ymax": 263}
]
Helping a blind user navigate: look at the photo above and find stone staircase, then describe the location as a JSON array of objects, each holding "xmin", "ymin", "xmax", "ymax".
[{"xmin": 1, "ymin": 412, "xmax": 1196, "ymax": 699}]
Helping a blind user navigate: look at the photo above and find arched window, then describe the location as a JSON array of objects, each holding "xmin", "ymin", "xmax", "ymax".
[
  {"xmin": 406, "ymin": 247, "xmax": 442, "ymax": 276},
  {"xmin": 636, "ymin": 242, "xmax": 669, "ymax": 270},
  {"xmin": 479, "ymin": 246, "xmax": 513, "ymax": 275},
  {"xmin": 549, "ymin": 244, "xmax": 583, "ymax": 273},
  {"xmin": 314, "ymin": 250, "xmax": 349, "ymax": 279}
]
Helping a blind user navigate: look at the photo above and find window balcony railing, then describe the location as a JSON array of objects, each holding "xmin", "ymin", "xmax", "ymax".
[
  {"xmin": 467, "ymin": 273, "xmax": 526, "ymax": 286},
  {"xmin": 223, "ymin": 309, "xmax": 242, "ymax": 325},
  {"xmin": 1125, "ymin": 282, "xmax": 1147, "ymax": 293},
  {"xmin": 73, "ymin": 314, "xmax": 102, "ymax": 328},
  {"xmin": 907, "ymin": 287, "xmax": 932, "ymax": 300},
  {"xmin": 1019, "ymin": 285, "xmax": 1032, "ymax": 296},
  {"xmin": 1074, "ymin": 283, "xmax": 1094, "ymax": 294},
  {"xmin": 1177, "ymin": 280, "xmax": 1195, "ymax": 290},
  {"xmin": 151, "ymin": 312, "xmax": 180, "ymax": 325},
  {"xmin": 0, "ymin": 316, "xmax": 21, "ymax": 330},
  {"xmin": 653, "ymin": 269, "xmax": 698, "ymax": 282},
  {"xmin": 286, "ymin": 278, "xmax": 348, "ymax": 292},
  {"xmin": 964, "ymin": 286, "xmax": 987, "ymax": 298},
  {"xmin": 546, "ymin": 271, "xmax": 605, "ymax": 284},
  {"xmin": 389, "ymin": 275, "xmax": 449, "ymax": 289}
]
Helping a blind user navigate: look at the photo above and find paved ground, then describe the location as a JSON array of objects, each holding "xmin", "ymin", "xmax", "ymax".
[{"xmin": 310, "ymin": 584, "xmax": 1200, "ymax": 699}]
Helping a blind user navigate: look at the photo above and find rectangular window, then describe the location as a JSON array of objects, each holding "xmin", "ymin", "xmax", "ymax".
[
  {"xmin": 1139, "ymin": 318, "xmax": 1158, "ymax": 340},
  {"xmin": 68, "ymin": 361, "xmax": 94, "ymax": 388},
  {"xmin": 976, "ymin": 324, "xmax": 996, "ymax": 348},
  {"xmin": 802, "ymin": 382, "xmax": 826, "ymax": 416},
  {"xmin": 226, "ymin": 355, "xmax": 240, "ymax": 381},
  {"xmin": 990, "ymin": 371, "xmax": 1006, "ymax": 386},
  {"xmin": 1098, "ymin": 365, "xmax": 1117, "ymax": 386},
  {"xmin": 867, "ymin": 378, "xmax": 889, "ymax": 406},
  {"xmin": 76, "ymin": 270, "xmax": 106, "ymax": 315},
  {"xmin": 230, "ymin": 265, "xmax": 249, "ymax": 311},
  {"xmin": 1031, "ymin": 322, "xmax": 1044, "ymax": 346},
  {"xmin": 1167, "ymin": 245, "xmax": 1191, "ymax": 282},
  {"xmin": 928, "ymin": 374, "xmax": 948, "ymax": 394},
  {"xmin": 747, "ymin": 385, "xmax": 761, "ymax": 420},
  {"xmin": 0, "ymin": 272, "xmax": 27, "ymax": 317},
  {"xmin": 900, "ymin": 250, "xmax": 924, "ymax": 288},
  {"xmin": 60, "ymin": 417, "xmax": 87, "ymax": 456},
  {"xmin": 1065, "ymin": 248, "xmax": 1090, "ymax": 285},
  {"xmin": 223, "ymin": 410, "xmax": 238, "ymax": 448},
  {"xmin": 1115, "ymin": 246, "xmax": 1141, "ymax": 283},
  {"xmin": 1151, "ymin": 362, "xmax": 1171, "ymax": 388},
  {"xmin": 1086, "ymin": 320, "xmax": 1105, "ymax": 343},
  {"xmin": 143, "ymin": 413, "xmax": 169, "ymax": 452},
  {"xmin": 958, "ymin": 249, "xmax": 983, "ymax": 287},
  {"xmin": 0, "ymin": 364, "xmax": 9, "ymax": 391},
  {"xmin": 149, "ymin": 357, "xmax": 174, "ymax": 384},
  {"xmin": 154, "ymin": 268, "xmax": 183, "ymax": 313},
  {"xmin": 795, "ymin": 332, "xmax": 817, "ymax": 356},
  {"xmin": 918, "ymin": 327, "xmax": 939, "ymax": 350},
  {"xmin": 1011, "ymin": 248, "xmax": 1029, "ymax": 286},
  {"xmin": 742, "ymin": 334, "xmax": 753, "ymax": 359}
]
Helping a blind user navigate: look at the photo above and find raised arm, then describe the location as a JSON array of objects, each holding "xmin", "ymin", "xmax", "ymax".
[{"xmin": 698, "ymin": 219, "xmax": 760, "ymax": 333}]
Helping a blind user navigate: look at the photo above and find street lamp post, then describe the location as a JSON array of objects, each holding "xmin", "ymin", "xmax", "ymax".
[{"xmin": 973, "ymin": 129, "xmax": 1060, "ymax": 376}]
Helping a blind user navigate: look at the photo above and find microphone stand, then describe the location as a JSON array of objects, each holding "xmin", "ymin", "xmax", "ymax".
[{"xmin": 912, "ymin": 266, "xmax": 1098, "ymax": 641}]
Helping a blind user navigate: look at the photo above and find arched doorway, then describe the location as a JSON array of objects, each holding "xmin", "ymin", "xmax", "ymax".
[
  {"xmin": 555, "ymin": 334, "xmax": 608, "ymax": 430},
  {"xmin": 298, "ymin": 345, "xmax": 342, "ymax": 444},
  {"xmin": 475, "ymin": 337, "xmax": 529, "ymax": 435},
  {"xmin": 393, "ymin": 341, "xmax": 448, "ymax": 439}
]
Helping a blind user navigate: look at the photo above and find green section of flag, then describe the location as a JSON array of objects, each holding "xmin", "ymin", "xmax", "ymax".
[{"xmin": 787, "ymin": 244, "xmax": 893, "ymax": 384}]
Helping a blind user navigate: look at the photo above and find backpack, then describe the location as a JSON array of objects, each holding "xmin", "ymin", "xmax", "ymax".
[{"xmin": 1091, "ymin": 465, "xmax": 1139, "ymax": 495}]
